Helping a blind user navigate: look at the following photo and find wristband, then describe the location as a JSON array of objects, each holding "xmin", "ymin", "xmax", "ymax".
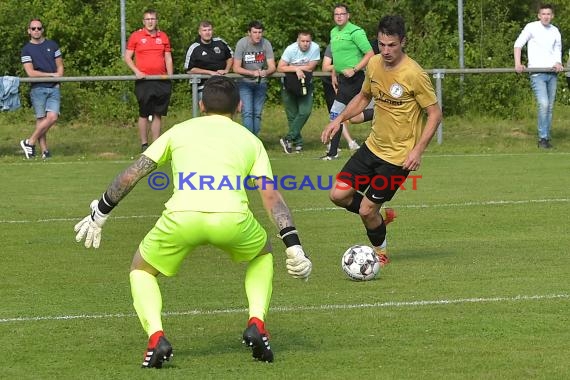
[
  {"xmin": 97, "ymin": 192, "xmax": 117, "ymax": 215},
  {"xmin": 279, "ymin": 226, "xmax": 301, "ymax": 248}
]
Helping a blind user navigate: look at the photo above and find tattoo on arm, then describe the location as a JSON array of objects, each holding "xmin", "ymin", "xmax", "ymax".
[
  {"xmin": 257, "ymin": 179, "xmax": 295, "ymax": 231},
  {"xmin": 271, "ymin": 198, "xmax": 293, "ymax": 231},
  {"xmin": 106, "ymin": 155, "xmax": 157, "ymax": 204}
]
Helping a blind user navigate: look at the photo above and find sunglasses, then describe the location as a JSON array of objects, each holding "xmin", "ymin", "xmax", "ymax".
[{"xmin": 30, "ymin": 27, "xmax": 43, "ymax": 31}]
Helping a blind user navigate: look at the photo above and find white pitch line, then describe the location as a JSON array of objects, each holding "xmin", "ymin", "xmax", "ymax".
[
  {"xmin": 0, "ymin": 293, "xmax": 567, "ymax": 324},
  {"xmin": 1, "ymin": 198, "xmax": 568, "ymax": 224},
  {"xmin": 0, "ymin": 214, "xmax": 160, "ymax": 224},
  {"xmin": 2, "ymin": 151, "xmax": 569, "ymax": 167}
]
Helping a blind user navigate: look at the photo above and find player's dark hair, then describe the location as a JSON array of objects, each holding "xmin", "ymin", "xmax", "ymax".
[
  {"xmin": 377, "ymin": 15, "xmax": 406, "ymax": 41},
  {"xmin": 202, "ymin": 76, "xmax": 240, "ymax": 115},
  {"xmin": 247, "ymin": 20, "xmax": 264, "ymax": 32}
]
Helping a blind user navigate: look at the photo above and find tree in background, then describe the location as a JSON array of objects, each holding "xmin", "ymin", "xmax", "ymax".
[{"xmin": 0, "ymin": 0, "xmax": 568, "ymax": 122}]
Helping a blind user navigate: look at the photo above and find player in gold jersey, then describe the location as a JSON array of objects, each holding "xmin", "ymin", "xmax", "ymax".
[{"xmin": 321, "ymin": 15, "xmax": 442, "ymax": 266}]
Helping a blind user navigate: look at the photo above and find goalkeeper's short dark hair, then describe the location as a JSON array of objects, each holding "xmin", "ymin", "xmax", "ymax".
[{"xmin": 202, "ymin": 76, "xmax": 240, "ymax": 115}]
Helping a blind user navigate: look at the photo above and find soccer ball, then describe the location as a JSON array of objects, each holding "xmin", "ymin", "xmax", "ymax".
[{"xmin": 341, "ymin": 245, "xmax": 380, "ymax": 281}]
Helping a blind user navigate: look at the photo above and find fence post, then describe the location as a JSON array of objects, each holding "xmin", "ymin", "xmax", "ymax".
[
  {"xmin": 191, "ymin": 76, "xmax": 199, "ymax": 118},
  {"xmin": 433, "ymin": 70, "xmax": 445, "ymax": 144}
]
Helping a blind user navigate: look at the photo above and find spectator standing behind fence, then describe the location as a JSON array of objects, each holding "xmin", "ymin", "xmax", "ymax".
[
  {"xmin": 346, "ymin": 38, "xmax": 379, "ymax": 125},
  {"xmin": 184, "ymin": 21, "xmax": 233, "ymax": 100},
  {"xmin": 124, "ymin": 8, "xmax": 174, "ymax": 152},
  {"xmin": 321, "ymin": 44, "xmax": 360, "ymax": 152},
  {"xmin": 514, "ymin": 3, "xmax": 563, "ymax": 149},
  {"xmin": 232, "ymin": 20, "xmax": 276, "ymax": 136},
  {"xmin": 20, "ymin": 18, "xmax": 63, "ymax": 160},
  {"xmin": 277, "ymin": 31, "xmax": 320, "ymax": 154},
  {"xmin": 321, "ymin": 3, "xmax": 374, "ymax": 160}
]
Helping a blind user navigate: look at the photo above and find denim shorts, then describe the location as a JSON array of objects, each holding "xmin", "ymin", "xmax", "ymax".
[{"xmin": 30, "ymin": 86, "xmax": 61, "ymax": 118}]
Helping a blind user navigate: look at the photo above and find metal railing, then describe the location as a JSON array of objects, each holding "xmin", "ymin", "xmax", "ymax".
[{"xmin": 17, "ymin": 67, "xmax": 569, "ymax": 144}]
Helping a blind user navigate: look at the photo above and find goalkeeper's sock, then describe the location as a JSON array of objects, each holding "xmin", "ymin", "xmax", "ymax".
[
  {"xmin": 130, "ymin": 269, "xmax": 163, "ymax": 336},
  {"xmin": 245, "ymin": 253, "xmax": 273, "ymax": 323}
]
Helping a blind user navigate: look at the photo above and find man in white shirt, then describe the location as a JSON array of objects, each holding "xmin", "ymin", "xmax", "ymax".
[{"xmin": 514, "ymin": 3, "xmax": 563, "ymax": 149}]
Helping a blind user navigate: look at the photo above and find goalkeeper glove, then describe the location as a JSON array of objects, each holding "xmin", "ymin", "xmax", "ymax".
[
  {"xmin": 74, "ymin": 199, "xmax": 110, "ymax": 249},
  {"xmin": 285, "ymin": 245, "xmax": 312, "ymax": 280}
]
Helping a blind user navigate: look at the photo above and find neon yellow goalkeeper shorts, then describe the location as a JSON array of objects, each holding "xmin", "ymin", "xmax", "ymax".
[{"xmin": 139, "ymin": 210, "xmax": 268, "ymax": 276}]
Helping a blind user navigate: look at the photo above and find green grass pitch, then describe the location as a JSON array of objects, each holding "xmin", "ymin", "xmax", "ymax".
[{"xmin": 1, "ymin": 147, "xmax": 569, "ymax": 378}]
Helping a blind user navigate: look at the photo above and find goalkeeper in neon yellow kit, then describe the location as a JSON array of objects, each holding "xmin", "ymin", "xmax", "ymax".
[{"xmin": 74, "ymin": 76, "xmax": 311, "ymax": 368}]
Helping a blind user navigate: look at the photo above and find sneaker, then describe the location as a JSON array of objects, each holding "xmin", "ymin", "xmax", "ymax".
[
  {"xmin": 41, "ymin": 150, "xmax": 51, "ymax": 160},
  {"xmin": 319, "ymin": 153, "xmax": 339, "ymax": 161},
  {"xmin": 380, "ymin": 208, "xmax": 397, "ymax": 225},
  {"xmin": 279, "ymin": 138, "xmax": 293, "ymax": 154},
  {"xmin": 294, "ymin": 145, "xmax": 303, "ymax": 153},
  {"xmin": 141, "ymin": 331, "xmax": 173, "ymax": 369},
  {"xmin": 141, "ymin": 143, "xmax": 149, "ymax": 152},
  {"xmin": 537, "ymin": 138, "xmax": 552, "ymax": 149},
  {"xmin": 20, "ymin": 139, "xmax": 36, "ymax": 159},
  {"xmin": 374, "ymin": 242, "xmax": 390, "ymax": 268},
  {"xmin": 348, "ymin": 140, "xmax": 360, "ymax": 151},
  {"xmin": 242, "ymin": 318, "xmax": 274, "ymax": 363}
]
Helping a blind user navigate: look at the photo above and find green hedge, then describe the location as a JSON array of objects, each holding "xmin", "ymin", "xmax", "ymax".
[{"xmin": 2, "ymin": 0, "xmax": 569, "ymax": 123}]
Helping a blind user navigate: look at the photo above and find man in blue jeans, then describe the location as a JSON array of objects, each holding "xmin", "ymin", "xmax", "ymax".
[
  {"xmin": 514, "ymin": 3, "xmax": 563, "ymax": 149},
  {"xmin": 232, "ymin": 21, "xmax": 276, "ymax": 136},
  {"xmin": 20, "ymin": 18, "xmax": 64, "ymax": 160}
]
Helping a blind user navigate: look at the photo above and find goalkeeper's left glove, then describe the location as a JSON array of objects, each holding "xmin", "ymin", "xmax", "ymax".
[
  {"xmin": 285, "ymin": 245, "xmax": 312, "ymax": 280},
  {"xmin": 74, "ymin": 199, "xmax": 110, "ymax": 249},
  {"xmin": 280, "ymin": 226, "xmax": 311, "ymax": 280}
]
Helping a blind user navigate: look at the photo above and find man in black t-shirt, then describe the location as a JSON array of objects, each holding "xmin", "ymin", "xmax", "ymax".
[{"xmin": 184, "ymin": 21, "xmax": 233, "ymax": 98}]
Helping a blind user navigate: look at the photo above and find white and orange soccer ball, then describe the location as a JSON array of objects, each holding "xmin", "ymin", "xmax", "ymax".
[{"xmin": 341, "ymin": 245, "xmax": 380, "ymax": 281}]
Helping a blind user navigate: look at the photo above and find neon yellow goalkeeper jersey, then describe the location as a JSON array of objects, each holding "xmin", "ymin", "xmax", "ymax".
[{"xmin": 143, "ymin": 114, "xmax": 273, "ymax": 213}]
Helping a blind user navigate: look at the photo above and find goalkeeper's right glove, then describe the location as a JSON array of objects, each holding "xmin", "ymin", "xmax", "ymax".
[
  {"xmin": 74, "ymin": 200, "xmax": 110, "ymax": 249},
  {"xmin": 285, "ymin": 245, "xmax": 312, "ymax": 280}
]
